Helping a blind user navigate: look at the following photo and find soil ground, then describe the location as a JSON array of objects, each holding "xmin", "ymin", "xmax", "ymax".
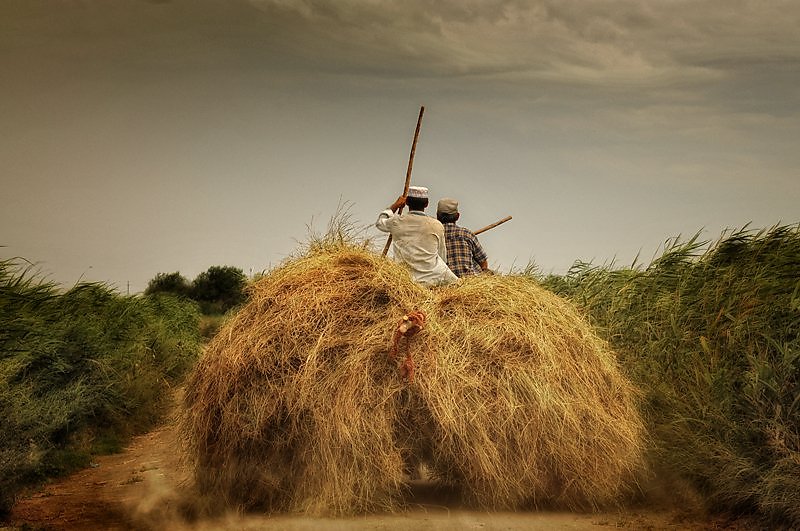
[{"xmin": 5, "ymin": 397, "xmax": 743, "ymax": 531}]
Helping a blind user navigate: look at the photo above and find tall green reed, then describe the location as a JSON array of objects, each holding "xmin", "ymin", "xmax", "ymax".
[
  {"xmin": 0, "ymin": 259, "xmax": 202, "ymax": 514},
  {"xmin": 540, "ymin": 224, "xmax": 800, "ymax": 526}
]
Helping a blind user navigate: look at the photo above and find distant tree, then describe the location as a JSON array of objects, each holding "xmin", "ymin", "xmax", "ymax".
[
  {"xmin": 144, "ymin": 272, "xmax": 191, "ymax": 297},
  {"xmin": 191, "ymin": 265, "xmax": 247, "ymax": 313}
]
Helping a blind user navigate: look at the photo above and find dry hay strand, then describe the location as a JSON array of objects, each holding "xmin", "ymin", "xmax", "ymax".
[
  {"xmin": 181, "ymin": 243, "xmax": 645, "ymax": 515},
  {"xmin": 181, "ymin": 245, "xmax": 425, "ymax": 514},
  {"xmin": 417, "ymin": 275, "xmax": 645, "ymax": 510}
]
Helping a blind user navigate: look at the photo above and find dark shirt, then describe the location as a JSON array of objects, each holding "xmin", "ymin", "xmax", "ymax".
[{"xmin": 442, "ymin": 223, "xmax": 488, "ymax": 277}]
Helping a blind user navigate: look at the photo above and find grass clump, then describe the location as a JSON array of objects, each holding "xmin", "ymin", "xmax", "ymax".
[
  {"xmin": 540, "ymin": 224, "xmax": 800, "ymax": 527},
  {"xmin": 181, "ymin": 239, "xmax": 645, "ymax": 515},
  {"xmin": 0, "ymin": 260, "xmax": 202, "ymax": 515}
]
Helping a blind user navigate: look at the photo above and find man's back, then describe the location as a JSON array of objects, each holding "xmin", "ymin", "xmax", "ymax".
[
  {"xmin": 376, "ymin": 209, "xmax": 457, "ymax": 287},
  {"xmin": 436, "ymin": 197, "xmax": 489, "ymax": 278},
  {"xmin": 442, "ymin": 222, "xmax": 488, "ymax": 277},
  {"xmin": 386, "ymin": 212, "xmax": 442, "ymax": 256}
]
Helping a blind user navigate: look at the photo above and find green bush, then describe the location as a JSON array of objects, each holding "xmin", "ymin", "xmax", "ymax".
[
  {"xmin": 190, "ymin": 265, "xmax": 247, "ymax": 314},
  {"xmin": 145, "ymin": 266, "xmax": 248, "ymax": 315},
  {"xmin": 540, "ymin": 225, "xmax": 800, "ymax": 527},
  {"xmin": 0, "ymin": 260, "xmax": 202, "ymax": 515},
  {"xmin": 144, "ymin": 271, "xmax": 192, "ymax": 298}
]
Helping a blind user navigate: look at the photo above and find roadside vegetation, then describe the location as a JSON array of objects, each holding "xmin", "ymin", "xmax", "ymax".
[
  {"xmin": 540, "ymin": 224, "xmax": 800, "ymax": 527},
  {"xmin": 0, "ymin": 260, "xmax": 202, "ymax": 515},
  {"xmin": 146, "ymin": 265, "xmax": 247, "ymax": 316},
  {"xmin": 146, "ymin": 265, "xmax": 248, "ymax": 341}
]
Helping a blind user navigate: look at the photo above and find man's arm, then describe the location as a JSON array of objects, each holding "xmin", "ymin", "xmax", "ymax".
[
  {"xmin": 389, "ymin": 195, "xmax": 406, "ymax": 213},
  {"xmin": 468, "ymin": 231, "xmax": 489, "ymax": 272},
  {"xmin": 376, "ymin": 195, "xmax": 407, "ymax": 233},
  {"xmin": 437, "ymin": 232, "xmax": 448, "ymax": 263}
]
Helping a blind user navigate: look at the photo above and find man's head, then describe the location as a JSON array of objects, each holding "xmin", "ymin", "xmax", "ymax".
[
  {"xmin": 436, "ymin": 197, "xmax": 460, "ymax": 223},
  {"xmin": 406, "ymin": 186, "xmax": 429, "ymax": 211}
]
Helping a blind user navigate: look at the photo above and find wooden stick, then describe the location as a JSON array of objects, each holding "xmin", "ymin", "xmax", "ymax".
[
  {"xmin": 473, "ymin": 215, "xmax": 512, "ymax": 236},
  {"xmin": 382, "ymin": 106, "xmax": 425, "ymax": 256}
]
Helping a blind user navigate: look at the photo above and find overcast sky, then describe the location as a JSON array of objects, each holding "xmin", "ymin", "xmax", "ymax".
[{"xmin": 2, "ymin": 0, "xmax": 798, "ymax": 293}]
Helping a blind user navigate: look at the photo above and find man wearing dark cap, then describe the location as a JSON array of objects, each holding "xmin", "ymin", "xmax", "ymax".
[
  {"xmin": 376, "ymin": 186, "xmax": 458, "ymax": 287},
  {"xmin": 436, "ymin": 198, "xmax": 489, "ymax": 277}
]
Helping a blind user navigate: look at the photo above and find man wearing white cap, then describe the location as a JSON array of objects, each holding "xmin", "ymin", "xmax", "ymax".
[{"xmin": 376, "ymin": 186, "xmax": 458, "ymax": 287}]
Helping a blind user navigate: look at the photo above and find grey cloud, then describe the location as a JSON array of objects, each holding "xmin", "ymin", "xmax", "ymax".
[
  {"xmin": 247, "ymin": 0, "xmax": 800, "ymax": 88},
  {"xmin": 7, "ymin": 0, "xmax": 798, "ymax": 92}
]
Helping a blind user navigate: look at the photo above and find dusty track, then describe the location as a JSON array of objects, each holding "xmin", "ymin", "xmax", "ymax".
[{"xmin": 7, "ymin": 398, "xmax": 735, "ymax": 531}]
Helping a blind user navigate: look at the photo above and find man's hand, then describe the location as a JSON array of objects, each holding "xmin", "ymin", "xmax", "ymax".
[{"xmin": 389, "ymin": 195, "xmax": 407, "ymax": 213}]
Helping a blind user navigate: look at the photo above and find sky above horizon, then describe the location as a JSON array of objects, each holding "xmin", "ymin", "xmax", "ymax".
[{"xmin": 2, "ymin": 0, "xmax": 799, "ymax": 293}]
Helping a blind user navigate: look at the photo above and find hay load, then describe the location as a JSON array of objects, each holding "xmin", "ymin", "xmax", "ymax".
[
  {"xmin": 181, "ymin": 242, "xmax": 645, "ymax": 515},
  {"xmin": 419, "ymin": 277, "xmax": 645, "ymax": 509}
]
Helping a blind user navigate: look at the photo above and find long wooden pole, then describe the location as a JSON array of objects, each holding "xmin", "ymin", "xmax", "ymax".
[
  {"xmin": 473, "ymin": 215, "xmax": 512, "ymax": 236},
  {"xmin": 382, "ymin": 106, "xmax": 425, "ymax": 256}
]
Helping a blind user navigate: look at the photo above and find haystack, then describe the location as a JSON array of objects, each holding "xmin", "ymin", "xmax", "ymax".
[
  {"xmin": 417, "ymin": 277, "xmax": 645, "ymax": 509},
  {"xmin": 181, "ymin": 242, "xmax": 645, "ymax": 515}
]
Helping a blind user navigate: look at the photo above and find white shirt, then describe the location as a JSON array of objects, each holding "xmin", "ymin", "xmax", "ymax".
[{"xmin": 376, "ymin": 209, "xmax": 458, "ymax": 287}]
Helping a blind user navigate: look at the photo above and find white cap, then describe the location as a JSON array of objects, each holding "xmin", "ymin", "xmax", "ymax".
[{"xmin": 407, "ymin": 186, "xmax": 429, "ymax": 199}]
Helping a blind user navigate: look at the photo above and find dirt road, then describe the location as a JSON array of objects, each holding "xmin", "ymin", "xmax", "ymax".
[{"xmin": 6, "ymin": 408, "xmax": 733, "ymax": 531}]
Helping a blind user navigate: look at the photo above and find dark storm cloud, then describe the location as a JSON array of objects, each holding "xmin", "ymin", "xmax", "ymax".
[
  {"xmin": 247, "ymin": 0, "xmax": 800, "ymax": 89},
  {"xmin": 6, "ymin": 0, "xmax": 798, "ymax": 97}
]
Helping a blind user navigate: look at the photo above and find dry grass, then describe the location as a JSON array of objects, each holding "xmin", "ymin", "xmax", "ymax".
[
  {"xmin": 420, "ymin": 276, "xmax": 645, "ymax": 509},
  {"xmin": 180, "ymin": 242, "xmax": 645, "ymax": 515}
]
